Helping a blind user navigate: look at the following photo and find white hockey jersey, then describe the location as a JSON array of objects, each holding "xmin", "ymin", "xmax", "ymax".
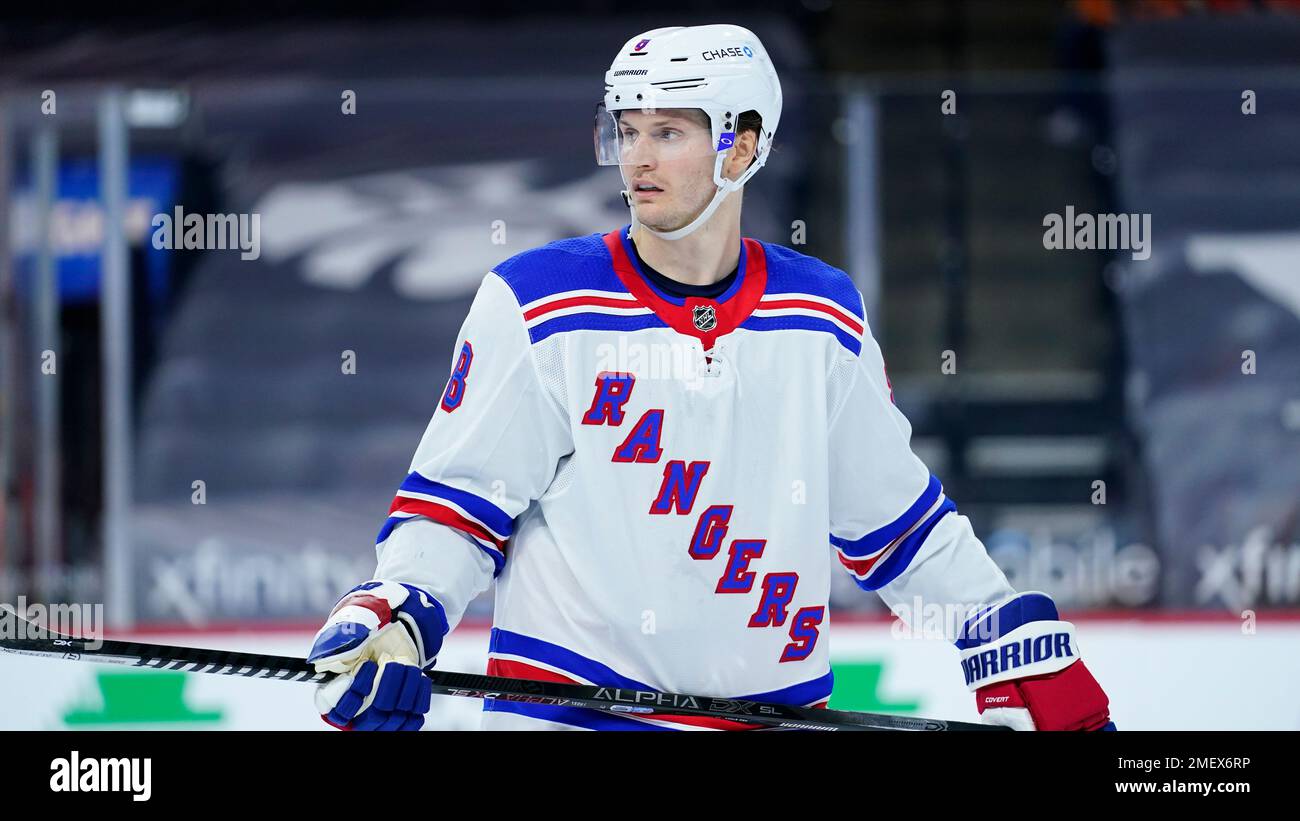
[{"xmin": 373, "ymin": 226, "xmax": 1014, "ymax": 730}]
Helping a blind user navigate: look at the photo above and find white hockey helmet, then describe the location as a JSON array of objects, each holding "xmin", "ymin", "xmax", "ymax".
[{"xmin": 596, "ymin": 24, "xmax": 783, "ymax": 240}]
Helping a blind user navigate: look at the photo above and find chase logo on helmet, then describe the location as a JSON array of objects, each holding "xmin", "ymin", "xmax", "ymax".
[
  {"xmin": 702, "ymin": 47, "xmax": 751, "ymax": 61},
  {"xmin": 634, "ymin": 38, "xmax": 651, "ymax": 50}
]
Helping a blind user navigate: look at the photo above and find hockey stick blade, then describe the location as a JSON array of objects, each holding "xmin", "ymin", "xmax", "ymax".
[{"xmin": 0, "ymin": 610, "xmax": 1005, "ymax": 731}]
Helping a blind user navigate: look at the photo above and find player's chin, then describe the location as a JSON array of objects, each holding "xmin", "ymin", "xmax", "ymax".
[{"xmin": 634, "ymin": 203, "xmax": 673, "ymax": 230}]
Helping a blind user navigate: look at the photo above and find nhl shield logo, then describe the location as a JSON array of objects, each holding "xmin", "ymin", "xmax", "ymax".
[{"xmin": 692, "ymin": 304, "xmax": 718, "ymax": 332}]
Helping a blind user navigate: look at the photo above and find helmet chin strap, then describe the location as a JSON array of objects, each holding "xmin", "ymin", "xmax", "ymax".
[{"xmin": 621, "ymin": 152, "xmax": 741, "ymax": 242}]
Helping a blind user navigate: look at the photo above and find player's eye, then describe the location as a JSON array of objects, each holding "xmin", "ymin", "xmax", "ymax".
[{"xmin": 655, "ymin": 128, "xmax": 681, "ymax": 141}]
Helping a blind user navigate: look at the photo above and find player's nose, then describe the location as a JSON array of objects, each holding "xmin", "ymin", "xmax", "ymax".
[
  {"xmin": 628, "ymin": 151, "xmax": 655, "ymax": 172},
  {"xmin": 623, "ymin": 140, "xmax": 656, "ymax": 170}
]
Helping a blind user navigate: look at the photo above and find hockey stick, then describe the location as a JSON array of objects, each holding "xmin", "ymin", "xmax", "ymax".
[{"xmin": 0, "ymin": 612, "xmax": 1005, "ymax": 731}]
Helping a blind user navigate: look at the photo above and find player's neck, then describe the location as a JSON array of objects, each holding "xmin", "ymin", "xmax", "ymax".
[{"xmin": 632, "ymin": 201, "xmax": 742, "ymax": 289}]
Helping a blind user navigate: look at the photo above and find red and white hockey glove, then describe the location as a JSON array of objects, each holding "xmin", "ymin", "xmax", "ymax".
[
  {"xmin": 956, "ymin": 592, "xmax": 1115, "ymax": 731},
  {"xmin": 308, "ymin": 580, "xmax": 447, "ymax": 731}
]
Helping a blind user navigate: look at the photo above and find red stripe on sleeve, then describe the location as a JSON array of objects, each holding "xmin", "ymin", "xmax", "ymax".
[{"xmin": 389, "ymin": 497, "xmax": 507, "ymax": 551}]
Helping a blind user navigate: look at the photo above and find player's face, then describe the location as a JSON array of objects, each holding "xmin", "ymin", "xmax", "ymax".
[{"xmin": 618, "ymin": 109, "xmax": 719, "ymax": 233}]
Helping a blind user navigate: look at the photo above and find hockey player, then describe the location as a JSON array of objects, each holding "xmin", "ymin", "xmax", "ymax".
[{"xmin": 307, "ymin": 24, "xmax": 1115, "ymax": 731}]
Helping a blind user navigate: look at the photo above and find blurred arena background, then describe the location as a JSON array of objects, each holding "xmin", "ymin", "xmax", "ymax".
[{"xmin": 2, "ymin": 0, "xmax": 1299, "ymax": 729}]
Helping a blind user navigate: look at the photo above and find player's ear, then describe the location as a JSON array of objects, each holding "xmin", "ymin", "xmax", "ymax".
[{"xmin": 724, "ymin": 130, "xmax": 758, "ymax": 181}]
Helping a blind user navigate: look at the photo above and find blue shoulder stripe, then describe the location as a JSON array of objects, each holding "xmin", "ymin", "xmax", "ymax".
[
  {"xmin": 492, "ymin": 233, "xmax": 624, "ymax": 307},
  {"xmin": 529, "ymin": 311, "xmax": 668, "ymax": 344},
  {"xmin": 741, "ymin": 314, "xmax": 862, "ymax": 355},
  {"xmin": 759, "ymin": 242, "xmax": 865, "ymax": 321}
]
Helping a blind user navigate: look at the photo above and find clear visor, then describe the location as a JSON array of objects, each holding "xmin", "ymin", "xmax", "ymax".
[{"xmin": 594, "ymin": 101, "xmax": 732, "ymax": 167}]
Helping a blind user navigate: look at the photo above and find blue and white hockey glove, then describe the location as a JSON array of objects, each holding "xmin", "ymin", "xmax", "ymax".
[
  {"xmin": 307, "ymin": 580, "xmax": 448, "ymax": 731},
  {"xmin": 956, "ymin": 592, "xmax": 1115, "ymax": 731}
]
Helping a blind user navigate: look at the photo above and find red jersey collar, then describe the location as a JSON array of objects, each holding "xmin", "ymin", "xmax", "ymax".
[{"xmin": 602, "ymin": 228, "xmax": 768, "ymax": 350}]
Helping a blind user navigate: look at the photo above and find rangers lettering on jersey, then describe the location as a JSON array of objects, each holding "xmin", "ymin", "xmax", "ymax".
[{"xmin": 371, "ymin": 227, "xmax": 1014, "ymax": 730}]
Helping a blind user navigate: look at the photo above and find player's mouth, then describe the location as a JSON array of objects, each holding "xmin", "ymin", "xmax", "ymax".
[{"xmin": 632, "ymin": 182, "xmax": 664, "ymax": 199}]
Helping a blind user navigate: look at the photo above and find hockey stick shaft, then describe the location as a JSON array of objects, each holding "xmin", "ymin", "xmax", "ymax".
[{"xmin": 0, "ymin": 614, "xmax": 1004, "ymax": 731}]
